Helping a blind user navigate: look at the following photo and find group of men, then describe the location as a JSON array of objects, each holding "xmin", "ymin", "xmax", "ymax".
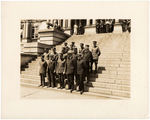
[
  {"xmin": 96, "ymin": 19, "xmax": 115, "ymax": 33},
  {"xmin": 39, "ymin": 41, "xmax": 101, "ymax": 94}
]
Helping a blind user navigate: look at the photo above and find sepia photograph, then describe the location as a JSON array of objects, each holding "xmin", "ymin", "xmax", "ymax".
[
  {"xmin": 20, "ymin": 19, "xmax": 131, "ymax": 99},
  {"xmin": 2, "ymin": 1, "xmax": 148, "ymax": 119}
]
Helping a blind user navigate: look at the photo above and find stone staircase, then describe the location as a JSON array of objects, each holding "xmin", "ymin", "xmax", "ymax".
[{"xmin": 21, "ymin": 32, "xmax": 130, "ymax": 99}]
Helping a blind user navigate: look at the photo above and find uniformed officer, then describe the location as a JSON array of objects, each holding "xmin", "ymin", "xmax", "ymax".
[
  {"xmin": 72, "ymin": 48, "xmax": 78, "ymax": 90},
  {"xmin": 64, "ymin": 51, "xmax": 76, "ymax": 93},
  {"xmin": 63, "ymin": 42, "xmax": 70, "ymax": 54},
  {"xmin": 51, "ymin": 47, "xmax": 58, "ymax": 61},
  {"xmin": 83, "ymin": 45, "xmax": 93, "ymax": 83},
  {"xmin": 43, "ymin": 48, "xmax": 49, "ymax": 61},
  {"xmin": 79, "ymin": 43, "xmax": 85, "ymax": 54},
  {"xmin": 39, "ymin": 55, "xmax": 47, "ymax": 87},
  {"xmin": 56, "ymin": 53, "xmax": 66, "ymax": 89},
  {"xmin": 91, "ymin": 41, "xmax": 101, "ymax": 73},
  {"xmin": 77, "ymin": 54, "xmax": 86, "ymax": 94},
  {"xmin": 46, "ymin": 55, "xmax": 56, "ymax": 88}
]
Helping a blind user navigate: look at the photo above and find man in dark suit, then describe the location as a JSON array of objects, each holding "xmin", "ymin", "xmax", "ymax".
[
  {"xmin": 79, "ymin": 43, "xmax": 85, "ymax": 54},
  {"xmin": 39, "ymin": 55, "xmax": 47, "ymax": 87},
  {"xmin": 64, "ymin": 51, "xmax": 76, "ymax": 93},
  {"xmin": 83, "ymin": 45, "xmax": 93, "ymax": 83},
  {"xmin": 72, "ymin": 48, "xmax": 78, "ymax": 90},
  {"xmin": 63, "ymin": 42, "xmax": 70, "ymax": 54},
  {"xmin": 46, "ymin": 55, "xmax": 56, "ymax": 88},
  {"xmin": 77, "ymin": 54, "xmax": 86, "ymax": 94},
  {"xmin": 56, "ymin": 53, "xmax": 66, "ymax": 89}
]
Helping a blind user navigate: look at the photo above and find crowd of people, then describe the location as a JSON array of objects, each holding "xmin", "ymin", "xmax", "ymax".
[
  {"xmin": 96, "ymin": 19, "xmax": 131, "ymax": 34},
  {"xmin": 39, "ymin": 41, "xmax": 101, "ymax": 94}
]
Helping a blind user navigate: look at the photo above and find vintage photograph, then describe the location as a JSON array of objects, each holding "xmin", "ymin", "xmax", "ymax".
[{"xmin": 20, "ymin": 19, "xmax": 131, "ymax": 99}]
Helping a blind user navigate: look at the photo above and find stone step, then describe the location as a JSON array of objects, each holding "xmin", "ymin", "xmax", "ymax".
[
  {"xmin": 99, "ymin": 63, "xmax": 130, "ymax": 68},
  {"xmin": 99, "ymin": 58, "xmax": 130, "ymax": 61},
  {"xmin": 90, "ymin": 74, "xmax": 130, "ymax": 80},
  {"xmin": 21, "ymin": 71, "xmax": 39, "ymax": 75},
  {"xmin": 99, "ymin": 67, "xmax": 130, "ymax": 72},
  {"xmin": 88, "ymin": 87, "xmax": 130, "ymax": 98},
  {"xmin": 99, "ymin": 61, "xmax": 130, "ymax": 65},
  {"xmin": 21, "ymin": 78, "xmax": 40, "ymax": 85},
  {"xmin": 21, "ymin": 74, "xmax": 40, "ymax": 79},
  {"xmin": 102, "ymin": 70, "xmax": 130, "ymax": 75},
  {"xmin": 87, "ymin": 82, "xmax": 130, "ymax": 91},
  {"xmin": 89, "ymin": 78, "xmax": 130, "ymax": 85}
]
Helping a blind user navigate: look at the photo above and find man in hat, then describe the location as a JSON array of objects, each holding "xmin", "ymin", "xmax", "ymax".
[
  {"xmin": 51, "ymin": 47, "xmax": 58, "ymax": 61},
  {"xmin": 76, "ymin": 53, "xmax": 86, "ymax": 94},
  {"xmin": 68, "ymin": 42, "xmax": 76, "ymax": 54},
  {"xmin": 55, "ymin": 53, "xmax": 66, "ymax": 89},
  {"xmin": 63, "ymin": 42, "xmax": 70, "ymax": 54},
  {"xmin": 83, "ymin": 45, "xmax": 93, "ymax": 83},
  {"xmin": 64, "ymin": 51, "xmax": 76, "ymax": 93},
  {"xmin": 43, "ymin": 48, "xmax": 49, "ymax": 61},
  {"xmin": 91, "ymin": 41, "xmax": 101, "ymax": 73},
  {"xmin": 72, "ymin": 47, "xmax": 78, "ymax": 90},
  {"xmin": 79, "ymin": 43, "xmax": 85, "ymax": 54},
  {"xmin": 46, "ymin": 54, "xmax": 56, "ymax": 88},
  {"xmin": 39, "ymin": 55, "xmax": 47, "ymax": 87}
]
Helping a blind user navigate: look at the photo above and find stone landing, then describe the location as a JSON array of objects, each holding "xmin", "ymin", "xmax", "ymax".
[{"xmin": 38, "ymin": 28, "xmax": 70, "ymax": 45}]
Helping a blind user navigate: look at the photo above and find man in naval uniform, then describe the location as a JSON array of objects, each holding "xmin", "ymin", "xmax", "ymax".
[{"xmin": 91, "ymin": 41, "xmax": 101, "ymax": 73}]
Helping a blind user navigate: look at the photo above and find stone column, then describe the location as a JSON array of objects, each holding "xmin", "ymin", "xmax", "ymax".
[
  {"xmin": 113, "ymin": 19, "xmax": 122, "ymax": 33},
  {"xmin": 64, "ymin": 19, "xmax": 71, "ymax": 35},
  {"xmin": 63, "ymin": 19, "xmax": 66, "ymax": 28},
  {"xmin": 68, "ymin": 19, "xmax": 71, "ymax": 29},
  {"xmin": 92, "ymin": 19, "xmax": 96, "ymax": 26},
  {"xmin": 58, "ymin": 19, "xmax": 61, "ymax": 26},
  {"xmin": 22, "ymin": 20, "xmax": 32, "ymax": 42},
  {"xmin": 22, "ymin": 21, "xmax": 26, "ymax": 39},
  {"xmin": 84, "ymin": 19, "xmax": 96, "ymax": 34},
  {"xmin": 86, "ymin": 19, "xmax": 91, "ymax": 26}
]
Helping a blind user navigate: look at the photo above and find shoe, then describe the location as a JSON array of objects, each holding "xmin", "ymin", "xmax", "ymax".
[
  {"xmin": 80, "ymin": 91, "xmax": 83, "ymax": 94},
  {"xmin": 38, "ymin": 85, "xmax": 42, "ymax": 87},
  {"xmin": 42, "ymin": 85, "xmax": 45, "ymax": 87},
  {"xmin": 70, "ymin": 90, "xmax": 73, "ymax": 93}
]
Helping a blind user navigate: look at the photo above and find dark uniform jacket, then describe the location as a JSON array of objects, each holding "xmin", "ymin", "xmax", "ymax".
[
  {"xmin": 56, "ymin": 58, "xmax": 65, "ymax": 74},
  {"xmin": 83, "ymin": 49, "xmax": 93, "ymax": 62},
  {"xmin": 72, "ymin": 54, "xmax": 78, "ymax": 74},
  {"xmin": 65, "ymin": 57, "xmax": 76, "ymax": 75},
  {"xmin": 91, "ymin": 46, "xmax": 101, "ymax": 60},
  {"xmin": 46, "ymin": 60, "xmax": 56, "ymax": 73},
  {"xmin": 79, "ymin": 48, "xmax": 85, "ymax": 54},
  {"xmin": 77, "ymin": 59, "xmax": 86, "ymax": 75},
  {"xmin": 39, "ymin": 60, "xmax": 47, "ymax": 75}
]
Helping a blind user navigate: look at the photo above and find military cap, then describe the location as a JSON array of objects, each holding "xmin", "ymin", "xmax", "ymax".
[
  {"xmin": 41, "ymin": 55, "xmax": 44, "ymax": 58},
  {"xmin": 71, "ymin": 42, "xmax": 75, "ymax": 44},
  {"xmin": 93, "ymin": 41, "xmax": 97, "ymax": 43},
  {"xmin": 68, "ymin": 50, "xmax": 73, "ymax": 54},
  {"xmin": 47, "ymin": 54, "xmax": 49, "ymax": 58},
  {"xmin": 85, "ymin": 45, "xmax": 89, "ymax": 47},
  {"xmin": 52, "ymin": 47, "xmax": 56, "ymax": 50},
  {"xmin": 80, "ymin": 43, "xmax": 84, "ymax": 45}
]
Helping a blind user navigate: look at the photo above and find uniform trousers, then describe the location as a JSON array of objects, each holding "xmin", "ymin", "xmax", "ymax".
[
  {"xmin": 77, "ymin": 74, "xmax": 84, "ymax": 92},
  {"xmin": 58, "ymin": 73, "xmax": 64, "ymax": 88},
  {"xmin": 40, "ymin": 73, "xmax": 45, "ymax": 86},
  {"xmin": 67, "ymin": 74, "xmax": 74, "ymax": 90},
  {"xmin": 91, "ymin": 59, "xmax": 98, "ymax": 72},
  {"xmin": 49, "ymin": 71, "xmax": 56, "ymax": 87}
]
